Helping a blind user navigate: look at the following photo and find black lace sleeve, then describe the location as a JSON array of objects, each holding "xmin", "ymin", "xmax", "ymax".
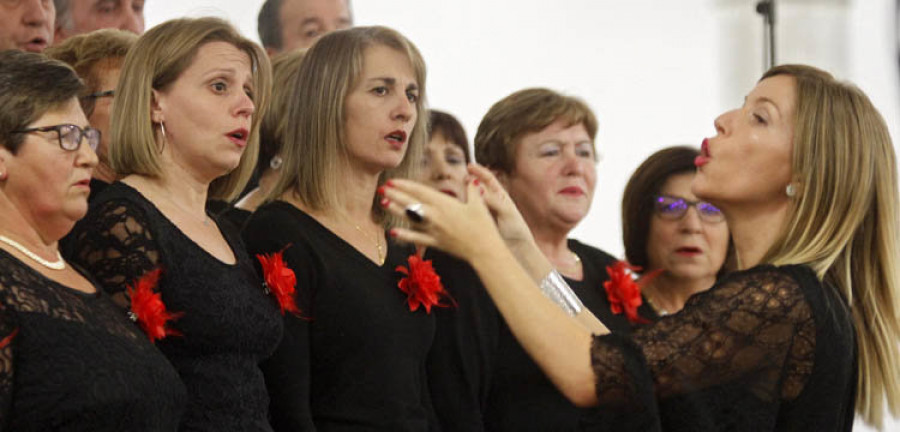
[
  {"xmin": 66, "ymin": 199, "xmax": 161, "ymax": 308},
  {"xmin": 590, "ymin": 266, "xmax": 815, "ymax": 409},
  {"xmin": 0, "ymin": 305, "xmax": 15, "ymax": 431}
]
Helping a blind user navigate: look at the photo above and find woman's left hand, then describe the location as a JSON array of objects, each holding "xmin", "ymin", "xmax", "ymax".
[{"xmin": 381, "ymin": 179, "xmax": 506, "ymax": 264}]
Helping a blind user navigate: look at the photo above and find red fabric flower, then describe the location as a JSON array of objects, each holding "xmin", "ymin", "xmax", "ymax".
[
  {"xmin": 257, "ymin": 249, "xmax": 301, "ymax": 316},
  {"xmin": 603, "ymin": 261, "xmax": 657, "ymax": 324},
  {"xmin": 396, "ymin": 254, "xmax": 452, "ymax": 313},
  {"xmin": 127, "ymin": 268, "xmax": 183, "ymax": 343}
]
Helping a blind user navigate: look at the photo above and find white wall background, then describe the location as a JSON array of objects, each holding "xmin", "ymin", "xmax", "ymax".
[{"xmin": 144, "ymin": 2, "xmax": 899, "ymax": 428}]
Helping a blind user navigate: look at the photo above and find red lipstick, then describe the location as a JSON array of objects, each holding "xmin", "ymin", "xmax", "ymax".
[
  {"xmin": 695, "ymin": 138, "xmax": 711, "ymax": 167},
  {"xmin": 227, "ymin": 128, "xmax": 249, "ymax": 148},
  {"xmin": 386, "ymin": 130, "xmax": 407, "ymax": 150}
]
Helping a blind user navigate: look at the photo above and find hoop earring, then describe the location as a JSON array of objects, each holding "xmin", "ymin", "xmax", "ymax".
[
  {"xmin": 269, "ymin": 155, "xmax": 283, "ymax": 170},
  {"xmin": 785, "ymin": 184, "xmax": 796, "ymax": 198},
  {"xmin": 157, "ymin": 122, "xmax": 167, "ymax": 153}
]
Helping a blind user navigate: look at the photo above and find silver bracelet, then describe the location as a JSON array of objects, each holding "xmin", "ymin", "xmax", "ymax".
[{"xmin": 539, "ymin": 269, "xmax": 584, "ymax": 316}]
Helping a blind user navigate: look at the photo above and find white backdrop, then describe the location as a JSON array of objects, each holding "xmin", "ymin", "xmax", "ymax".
[{"xmin": 142, "ymin": 2, "xmax": 900, "ymax": 426}]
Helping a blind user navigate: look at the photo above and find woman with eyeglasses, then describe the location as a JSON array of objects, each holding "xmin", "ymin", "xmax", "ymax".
[
  {"xmin": 621, "ymin": 146, "xmax": 730, "ymax": 318},
  {"xmin": 45, "ymin": 29, "xmax": 138, "ymax": 201},
  {"xmin": 0, "ymin": 50, "xmax": 185, "ymax": 430}
]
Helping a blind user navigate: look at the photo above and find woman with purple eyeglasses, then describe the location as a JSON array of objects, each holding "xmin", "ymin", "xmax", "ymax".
[{"xmin": 621, "ymin": 146, "xmax": 730, "ymax": 318}]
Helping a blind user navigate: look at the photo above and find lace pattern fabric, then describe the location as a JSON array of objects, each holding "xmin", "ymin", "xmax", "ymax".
[
  {"xmin": 64, "ymin": 182, "xmax": 283, "ymax": 432},
  {"xmin": 590, "ymin": 264, "xmax": 856, "ymax": 431},
  {"xmin": 0, "ymin": 250, "xmax": 185, "ymax": 431}
]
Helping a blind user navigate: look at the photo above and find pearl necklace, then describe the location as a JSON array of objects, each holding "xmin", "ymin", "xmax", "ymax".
[{"xmin": 0, "ymin": 235, "xmax": 66, "ymax": 270}]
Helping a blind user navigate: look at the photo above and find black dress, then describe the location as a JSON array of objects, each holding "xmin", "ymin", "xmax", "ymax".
[
  {"xmin": 242, "ymin": 201, "xmax": 436, "ymax": 432},
  {"xmin": 425, "ymin": 249, "xmax": 500, "ymax": 432},
  {"xmin": 484, "ymin": 239, "xmax": 636, "ymax": 431},
  {"xmin": 0, "ymin": 249, "xmax": 186, "ymax": 431},
  {"xmin": 63, "ymin": 182, "xmax": 284, "ymax": 432},
  {"xmin": 590, "ymin": 264, "xmax": 857, "ymax": 431}
]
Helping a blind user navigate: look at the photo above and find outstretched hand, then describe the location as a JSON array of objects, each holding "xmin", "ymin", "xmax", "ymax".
[
  {"xmin": 380, "ymin": 177, "xmax": 506, "ymax": 264},
  {"xmin": 466, "ymin": 164, "xmax": 534, "ymax": 251}
]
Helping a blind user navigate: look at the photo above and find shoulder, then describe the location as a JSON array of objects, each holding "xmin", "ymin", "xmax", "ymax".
[
  {"xmin": 701, "ymin": 264, "xmax": 813, "ymax": 318},
  {"xmin": 243, "ymin": 201, "xmax": 315, "ymax": 255}
]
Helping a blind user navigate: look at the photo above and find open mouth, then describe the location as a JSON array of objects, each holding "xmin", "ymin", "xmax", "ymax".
[
  {"xmin": 386, "ymin": 130, "xmax": 407, "ymax": 147},
  {"xmin": 23, "ymin": 37, "xmax": 48, "ymax": 52},
  {"xmin": 227, "ymin": 129, "xmax": 249, "ymax": 147},
  {"xmin": 676, "ymin": 246, "xmax": 702, "ymax": 255}
]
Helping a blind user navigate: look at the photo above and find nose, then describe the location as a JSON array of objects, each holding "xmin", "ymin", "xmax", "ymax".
[
  {"xmin": 713, "ymin": 109, "xmax": 737, "ymax": 136},
  {"xmin": 234, "ymin": 91, "xmax": 255, "ymax": 119},
  {"xmin": 392, "ymin": 93, "xmax": 414, "ymax": 124},
  {"xmin": 430, "ymin": 157, "xmax": 452, "ymax": 180},
  {"xmin": 76, "ymin": 138, "xmax": 100, "ymax": 169},
  {"xmin": 679, "ymin": 206, "xmax": 704, "ymax": 233},
  {"xmin": 22, "ymin": 0, "xmax": 52, "ymax": 26},
  {"xmin": 561, "ymin": 146, "xmax": 586, "ymax": 176},
  {"xmin": 120, "ymin": 7, "xmax": 145, "ymax": 34}
]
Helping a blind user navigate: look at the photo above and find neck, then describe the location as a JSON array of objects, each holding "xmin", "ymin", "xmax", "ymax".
[
  {"xmin": 533, "ymin": 227, "xmax": 579, "ymax": 277},
  {"xmin": 334, "ymin": 158, "xmax": 382, "ymax": 224},
  {"xmin": 643, "ymin": 271, "xmax": 715, "ymax": 313},
  {"xmin": 0, "ymin": 196, "xmax": 63, "ymax": 259},
  {"xmin": 724, "ymin": 200, "xmax": 790, "ymax": 270},
  {"xmin": 125, "ymin": 165, "xmax": 209, "ymax": 217}
]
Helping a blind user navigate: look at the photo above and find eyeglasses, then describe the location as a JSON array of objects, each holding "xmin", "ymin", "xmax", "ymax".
[
  {"xmin": 11, "ymin": 124, "xmax": 101, "ymax": 152},
  {"xmin": 653, "ymin": 194, "xmax": 724, "ymax": 223},
  {"xmin": 83, "ymin": 89, "xmax": 115, "ymax": 100}
]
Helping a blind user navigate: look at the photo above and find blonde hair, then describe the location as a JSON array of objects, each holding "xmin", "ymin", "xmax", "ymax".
[
  {"xmin": 474, "ymin": 88, "xmax": 598, "ymax": 174},
  {"xmin": 271, "ymin": 26, "xmax": 427, "ymax": 222},
  {"xmin": 761, "ymin": 64, "xmax": 900, "ymax": 428},
  {"xmin": 109, "ymin": 17, "xmax": 272, "ymax": 201},
  {"xmin": 258, "ymin": 48, "xmax": 307, "ymax": 172}
]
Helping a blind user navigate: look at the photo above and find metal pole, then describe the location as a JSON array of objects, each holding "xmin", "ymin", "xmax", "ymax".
[{"xmin": 756, "ymin": 0, "xmax": 776, "ymax": 70}]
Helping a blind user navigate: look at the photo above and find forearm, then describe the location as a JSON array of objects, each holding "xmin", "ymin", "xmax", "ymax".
[{"xmin": 466, "ymin": 239, "xmax": 601, "ymax": 406}]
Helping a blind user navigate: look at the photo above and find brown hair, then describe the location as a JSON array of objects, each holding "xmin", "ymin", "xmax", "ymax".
[
  {"xmin": 271, "ymin": 26, "xmax": 427, "ymax": 223},
  {"xmin": 258, "ymin": 48, "xmax": 307, "ymax": 174},
  {"xmin": 428, "ymin": 109, "xmax": 470, "ymax": 163},
  {"xmin": 110, "ymin": 17, "xmax": 272, "ymax": 201},
  {"xmin": 44, "ymin": 28, "xmax": 138, "ymax": 117},
  {"xmin": 474, "ymin": 88, "xmax": 597, "ymax": 174},
  {"xmin": 758, "ymin": 64, "xmax": 900, "ymax": 427},
  {"xmin": 0, "ymin": 50, "xmax": 83, "ymax": 154}
]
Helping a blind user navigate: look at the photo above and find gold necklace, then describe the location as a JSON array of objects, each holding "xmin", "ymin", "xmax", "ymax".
[
  {"xmin": 352, "ymin": 223, "xmax": 385, "ymax": 265},
  {"xmin": 643, "ymin": 290, "xmax": 670, "ymax": 316}
]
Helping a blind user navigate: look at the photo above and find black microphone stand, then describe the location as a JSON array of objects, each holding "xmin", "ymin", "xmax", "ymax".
[{"xmin": 756, "ymin": 0, "xmax": 776, "ymax": 70}]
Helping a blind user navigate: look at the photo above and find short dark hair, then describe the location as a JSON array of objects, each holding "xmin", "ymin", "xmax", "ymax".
[
  {"xmin": 621, "ymin": 146, "xmax": 699, "ymax": 270},
  {"xmin": 257, "ymin": 0, "xmax": 283, "ymax": 50},
  {"xmin": 54, "ymin": 0, "xmax": 72, "ymax": 32},
  {"xmin": 0, "ymin": 50, "xmax": 83, "ymax": 154},
  {"xmin": 428, "ymin": 109, "xmax": 470, "ymax": 163}
]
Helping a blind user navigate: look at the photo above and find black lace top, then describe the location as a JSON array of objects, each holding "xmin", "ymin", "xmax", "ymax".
[
  {"xmin": 590, "ymin": 264, "xmax": 857, "ymax": 431},
  {"xmin": 243, "ymin": 201, "xmax": 436, "ymax": 432},
  {"xmin": 484, "ymin": 239, "xmax": 637, "ymax": 431},
  {"xmin": 63, "ymin": 182, "xmax": 284, "ymax": 432},
  {"xmin": 0, "ymin": 250, "xmax": 186, "ymax": 431}
]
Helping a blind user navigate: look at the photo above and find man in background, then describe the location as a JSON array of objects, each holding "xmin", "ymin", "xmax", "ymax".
[
  {"xmin": 0, "ymin": 0, "xmax": 55, "ymax": 52},
  {"xmin": 258, "ymin": 0, "xmax": 352, "ymax": 55},
  {"xmin": 53, "ymin": 0, "xmax": 144, "ymax": 43}
]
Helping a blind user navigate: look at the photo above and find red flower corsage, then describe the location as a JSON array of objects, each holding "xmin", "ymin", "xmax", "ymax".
[
  {"xmin": 396, "ymin": 254, "xmax": 452, "ymax": 313},
  {"xmin": 256, "ymin": 248, "xmax": 301, "ymax": 316},
  {"xmin": 603, "ymin": 261, "xmax": 658, "ymax": 324},
  {"xmin": 127, "ymin": 268, "xmax": 183, "ymax": 342}
]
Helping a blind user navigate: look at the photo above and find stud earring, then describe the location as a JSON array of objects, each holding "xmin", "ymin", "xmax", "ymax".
[
  {"xmin": 0, "ymin": 171, "xmax": 6, "ymax": 181},
  {"xmin": 269, "ymin": 155, "xmax": 283, "ymax": 170},
  {"xmin": 786, "ymin": 184, "xmax": 796, "ymax": 198}
]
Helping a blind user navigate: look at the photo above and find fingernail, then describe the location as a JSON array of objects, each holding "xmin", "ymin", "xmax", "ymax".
[
  {"xmin": 377, "ymin": 186, "xmax": 386, "ymax": 196},
  {"xmin": 386, "ymin": 180, "xmax": 395, "ymax": 187},
  {"xmin": 380, "ymin": 197, "xmax": 390, "ymax": 207},
  {"xmin": 389, "ymin": 229, "xmax": 398, "ymax": 238},
  {"xmin": 473, "ymin": 178, "xmax": 480, "ymax": 186}
]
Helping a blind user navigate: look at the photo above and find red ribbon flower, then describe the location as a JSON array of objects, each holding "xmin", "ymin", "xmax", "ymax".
[
  {"xmin": 127, "ymin": 268, "xmax": 183, "ymax": 343},
  {"xmin": 396, "ymin": 254, "xmax": 452, "ymax": 313},
  {"xmin": 257, "ymin": 248, "xmax": 301, "ymax": 316},
  {"xmin": 603, "ymin": 261, "xmax": 658, "ymax": 324}
]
